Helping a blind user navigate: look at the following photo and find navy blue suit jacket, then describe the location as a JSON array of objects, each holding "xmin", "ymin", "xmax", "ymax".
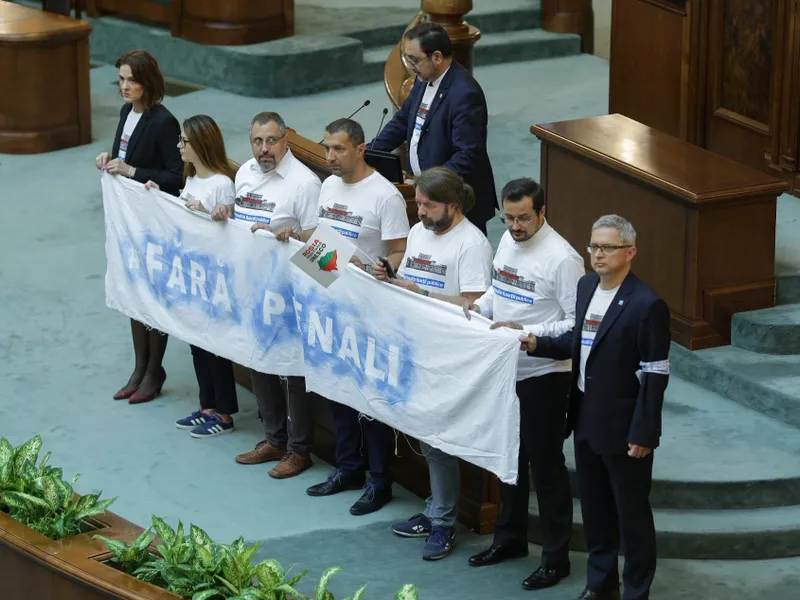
[
  {"xmin": 370, "ymin": 62, "xmax": 497, "ymax": 225},
  {"xmin": 531, "ymin": 272, "xmax": 671, "ymax": 455}
]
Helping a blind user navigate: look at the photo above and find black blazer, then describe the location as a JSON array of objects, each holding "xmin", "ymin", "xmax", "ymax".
[
  {"xmin": 531, "ymin": 272, "xmax": 671, "ymax": 455},
  {"xmin": 111, "ymin": 103, "xmax": 183, "ymax": 197},
  {"xmin": 371, "ymin": 61, "xmax": 498, "ymax": 225}
]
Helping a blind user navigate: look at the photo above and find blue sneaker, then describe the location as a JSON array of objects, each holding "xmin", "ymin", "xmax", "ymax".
[
  {"xmin": 422, "ymin": 526, "xmax": 455, "ymax": 561},
  {"xmin": 176, "ymin": 411, "xmax": 212, "ymax": 430},
  {"xmin": 392, "ymin": 513, "xmax": 433, "ymax": 538},
  {"xmin": 190, "ymin": 414, "xmax": 234, "ymax": 438}
]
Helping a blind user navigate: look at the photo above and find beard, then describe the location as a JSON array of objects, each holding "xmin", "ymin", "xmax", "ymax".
[
  {"xmin": 421, "ymin": 210, "xmax": 453, "ymax": 233},
  {"xmin": 509, "ymin": 228, "xmax": 534, "ymax": 242},
  {"xmin": 258, "ymin": 153, "xmax": 277, "ymax": 172}
]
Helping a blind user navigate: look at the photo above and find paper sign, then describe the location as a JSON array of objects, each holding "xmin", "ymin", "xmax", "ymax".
[{"xmin": 290, "ymin": 221, "xmax": 356, "ymax": 288}]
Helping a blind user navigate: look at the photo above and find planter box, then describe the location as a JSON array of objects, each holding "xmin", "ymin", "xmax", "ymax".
[{"xmin": 0, "ymin": 509, "xmax": 179, "ymax": 600}]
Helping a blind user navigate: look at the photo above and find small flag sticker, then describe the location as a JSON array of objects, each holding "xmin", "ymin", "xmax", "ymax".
[{"xmin": 318, "ymin": 250, "xmax": 338, "ymax": 272}]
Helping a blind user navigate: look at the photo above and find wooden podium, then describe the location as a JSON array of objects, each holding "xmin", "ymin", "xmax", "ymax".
[
  {"xmin": 0, "ymin": 1, "xmax": 91, "ymax": 154},
  {"xmin": 532, "ymin": 114, "xmax": 788, "ymax": 350},
  {"xmin": 233, "ymin": 130, "xmax": 501, "ymax": 534}
]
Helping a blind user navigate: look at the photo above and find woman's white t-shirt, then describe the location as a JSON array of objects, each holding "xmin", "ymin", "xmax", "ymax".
[
  {"xmin": 180, "ymin": 173, "xmax": 236, "ymax": 212},
  {"xmin": 118, "ymin": 109, "xmax": 143, "ymax": 161}
]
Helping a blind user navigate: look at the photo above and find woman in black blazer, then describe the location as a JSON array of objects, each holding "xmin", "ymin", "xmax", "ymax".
[{"xmin": 95, "ymin": 49, "xmax": 183, "ymax": 403}]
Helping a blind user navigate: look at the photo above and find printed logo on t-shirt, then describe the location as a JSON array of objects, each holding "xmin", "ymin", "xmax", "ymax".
[
  {"xmin": 414, "ymin": 101, "xmax": 430, "ymax": 132},
  {"xmin": 492, "ymin": 266, "xmax": 535, "ymax": 304},
  {"xmin": 319, "ymin": 203, "xmax": 364, "ymax": 239},
  {"xmin": 405, "ymin": 253, "xmax": 447, "ymax": 276},
  {"xmin": 581, "ymin": 313, "xmax": 603, "ymax": 347},
  {"xmin": 236, "ymin": 193, "xmax": 275, "ymax": 212},
  {"xmin": 119, "ymin": 135, "xmax": 130, "ymax": 160}
]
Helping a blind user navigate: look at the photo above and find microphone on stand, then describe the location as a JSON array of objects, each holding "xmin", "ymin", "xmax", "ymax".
[
  {"xmin": 319, "ymin": 100, "xmax": 372, "ymax": 143},
  {"xmin": 370, "ymin": 108, "xmax": 389, "ymax": 150},
  {"xmin": 347, "ymin": 99, "xmax": 371, "ymax": 119}
]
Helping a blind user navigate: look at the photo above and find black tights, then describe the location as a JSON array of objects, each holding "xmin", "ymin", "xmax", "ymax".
[{"xmin": 122, "ymin": 319, "xmax": 168, "ymax": 395}]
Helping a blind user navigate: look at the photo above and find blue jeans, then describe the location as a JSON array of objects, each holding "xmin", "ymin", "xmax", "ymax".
[{"xmin": 420, "ymin": 441, "xmax": 460, "ymax": 528}]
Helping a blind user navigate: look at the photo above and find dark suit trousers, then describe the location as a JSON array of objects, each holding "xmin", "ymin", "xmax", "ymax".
[
  {"xmin": 493, "ymin": 371, "xmax": 573, "ymax": 568},
  {"xmin": 332, "ymin": 402, "xmax": 393, "ymax": 489},
  {"xmin": 574, "ymin": 437, "xmax": 656, "ymax": 600},
  {"xmin": 190, "ymin": 345, "xmax": 238, "ymax": 415},
  {"xmin": 251, "ymin": 372, "xmax": 315, "ymax": 457}
]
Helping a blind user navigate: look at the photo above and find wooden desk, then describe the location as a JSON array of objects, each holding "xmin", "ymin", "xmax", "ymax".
[
  {"xmin": 0, "ymin": 1, "xmax": 91, "ymax": 154},
  {"xmin": 234, "ymin": 131, "xmax": 500, "ymax": 533},
  {"xmin": 532, "ymin": 113, "xmax": 788, "ymax": 350}
]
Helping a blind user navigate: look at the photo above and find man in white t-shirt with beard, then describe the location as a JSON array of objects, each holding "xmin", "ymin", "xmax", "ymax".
[
  {"xmin": 372, "ymin": 165, "xmax": 493, "ymax": 561},
  {"xmin": 463, "ymin": 178, "xmax": 584, "ymax": 592},
  {"xmin": 274, "ymin": 118, "xmax": 410, "ymax": 517},
  {"xmin": 212, "ymin": 112, "xmax": 322, "ymax": 481}
]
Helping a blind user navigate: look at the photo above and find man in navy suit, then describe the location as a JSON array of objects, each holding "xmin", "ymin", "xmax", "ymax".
[
  {"xmin": 370, "ymin": 23, "xmax": 497, "ymax": 233},
  {"xmin": 520, "ymin": 215, "xmax": 671, "ymax": 600}
]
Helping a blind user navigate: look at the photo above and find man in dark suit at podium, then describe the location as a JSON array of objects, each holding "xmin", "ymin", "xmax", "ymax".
[
  {"xmin": 520, "ymin": 215, "xmax": 671, "ymax": 600},
  {"xmin": 370, "ymin": 22, "xmax": 497, "ymax": 233}
]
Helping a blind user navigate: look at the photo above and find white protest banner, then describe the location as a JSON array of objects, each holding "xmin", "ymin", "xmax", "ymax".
[
  {"xmin": 290, "ymin": 221, "xmax": 356, "ymax": 288},
  {"xmin": 102, "ymin": 173, "xmax": 521, "ymax": 483}
]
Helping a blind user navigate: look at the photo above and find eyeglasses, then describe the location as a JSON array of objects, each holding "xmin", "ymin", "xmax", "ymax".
[
  {"xmin": 178, "ymin": 136, "xmax": 190, "ymax": 148},
  {"xmin": 403, "ymin": 53, "xmax": 432, "ymax": 67},
  {"xmin": 251, "ymin": 134, "xmax": 286, "ymax": 148},
  {"xmin": 586, "ymin": 244, "xmax": 632, "ymax": 255},
  {"xmin": 500, "ymin": 213, "xmax": 538, "ymax": 226}
]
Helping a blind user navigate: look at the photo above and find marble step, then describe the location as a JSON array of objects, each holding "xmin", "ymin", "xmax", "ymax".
[
  {"xmin": 731, "ymin": 303, "xmax": 800, "ymax": 355},
  {"xmin": 777, "ymin": 273, "xmax": 800, "ymax": 305},
  {"xmin": 362, "ymin": 29, "xmax": 581, "ymax": 81},
  {"xmin": 349, "ymin": 4, "xmax": 544, "ymax": 50},
  {"xmin": 559, "ymin": 377, "xmax": 800, "ymax": 510},
  {"xmin": 671, "ymin": 343, "xmax": 800, "ymax": 429},
  {"xmin": 528, "ymin": 497, "xmax": 800, "ymax": 559}
]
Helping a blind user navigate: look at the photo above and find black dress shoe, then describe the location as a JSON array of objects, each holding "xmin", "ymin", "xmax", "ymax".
[
  {"xmin": 521, "ymin": 564, "xmax": 570, "ymax": 590},
  {"xmin": 349, "ymin": 483, "xmax": 392, "ymax": 515},
  {"xmin": 468, "ymin": 544, "xmax": 529, "ymax": 567},
  {"xmin": 576, "ymin": 587, "xmax": 621, "ymax": 600},
  {"xmin": 306, "ymin": 469, "xmax": 364, "ymax": 497}
]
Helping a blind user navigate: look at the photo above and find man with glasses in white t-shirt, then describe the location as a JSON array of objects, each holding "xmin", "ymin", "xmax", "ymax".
[
  {"xmin": 463, "ymin": 179, "xmax": 584, "ymax": 592},
  {"xmin": 213, "ymin": 112, "xmax": 322, "ymax": 481}
]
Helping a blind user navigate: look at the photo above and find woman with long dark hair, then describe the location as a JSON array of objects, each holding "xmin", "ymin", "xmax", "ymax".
[
  {"xmin": 146, "ymin": 115, "xmax": 240, "ymax": 438},
  {"xmin": 95, "ymin": 49, "xmax": 183, "ymax": 404}
]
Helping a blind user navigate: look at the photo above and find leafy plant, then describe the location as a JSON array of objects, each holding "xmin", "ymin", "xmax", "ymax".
[
  {"xmin": 98, "ymin": 516, "xmax": 419, "ymax": 600},
  {"xmin": 0, "ymin": 435, "xmax": 116, "ymax": 539},
  {"xmin": 94, "ymin": 527, "xmax": 156, "ymax": 574}
]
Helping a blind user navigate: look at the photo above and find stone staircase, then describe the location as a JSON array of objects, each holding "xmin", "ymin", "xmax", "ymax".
[
  {"xmin": 528, "ymin": 376, "xmax": 800, "ymax": 559},
  {"xmin": 70, "ymin": 0, "xmax": 580, "ymax": 97}
]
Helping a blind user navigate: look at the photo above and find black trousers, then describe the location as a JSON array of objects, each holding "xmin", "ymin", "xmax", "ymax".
[
  {"xmin": 251, "ymin": 372, "xmax": 315, "ymax": 457},
  {"xmin": 574, "ymin": 437, "xmax": 656, "ymax": 600},
  {"xmin": 493, "ymin": 371, "xmax": 573, "ymax": 568},
  {"xmin": 190, "ymin": 345, "xmax": 238, "ymax": 415},
  {"xmin": 331, "ymin": 401, "xmax": 393, "ymax": 489}
]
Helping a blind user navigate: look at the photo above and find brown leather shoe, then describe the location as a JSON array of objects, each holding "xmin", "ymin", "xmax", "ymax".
[
  {"xmin": 235, "ymin": 441, "xmax": 286, "ymax": 465},
  {"xmin": 268, "ymin": 452, "xmax": 312, "ymax": 479}
]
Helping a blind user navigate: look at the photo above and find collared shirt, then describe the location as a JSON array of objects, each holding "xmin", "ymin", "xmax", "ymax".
[
  {"xmin": 234, "ymin": 148, "xmax": 321, "ymax": 233},
  {"xmin": 409, "ymin": 66, "xmax": 451, "ymax": 176},
  {"xmin": 474, "ymin": 221, "xmax": 585, "ymax": 380}
]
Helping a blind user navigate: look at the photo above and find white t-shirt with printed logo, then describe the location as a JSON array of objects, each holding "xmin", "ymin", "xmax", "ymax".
[
  {"xmin": 409, "ymin": 67, "xmax": 449, "ymax": 176},
  {"xmin": 315, "ymin": 170, "xmax": 410, "ymax": 262},
  {"xmin": 234, "ymin": 150, "xmax": 321, "ymax": 233},
  {"xmin": 578, "ymin": 285, "xmax": 620, "ymax": 392},
  {"xmin": 180, "ymin": 173, "xmax": 235, "ymax": 213},
  {"xmin": 397, "ymin": 217, "xmax": 492, "ymax": 297},
  {"xmin": 118, "ymin": 109, "xmax": 143, "ymax": 161},
  {"xmin": 473, "ymin": 223, "xmax": 584, "ymax": 380}
]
